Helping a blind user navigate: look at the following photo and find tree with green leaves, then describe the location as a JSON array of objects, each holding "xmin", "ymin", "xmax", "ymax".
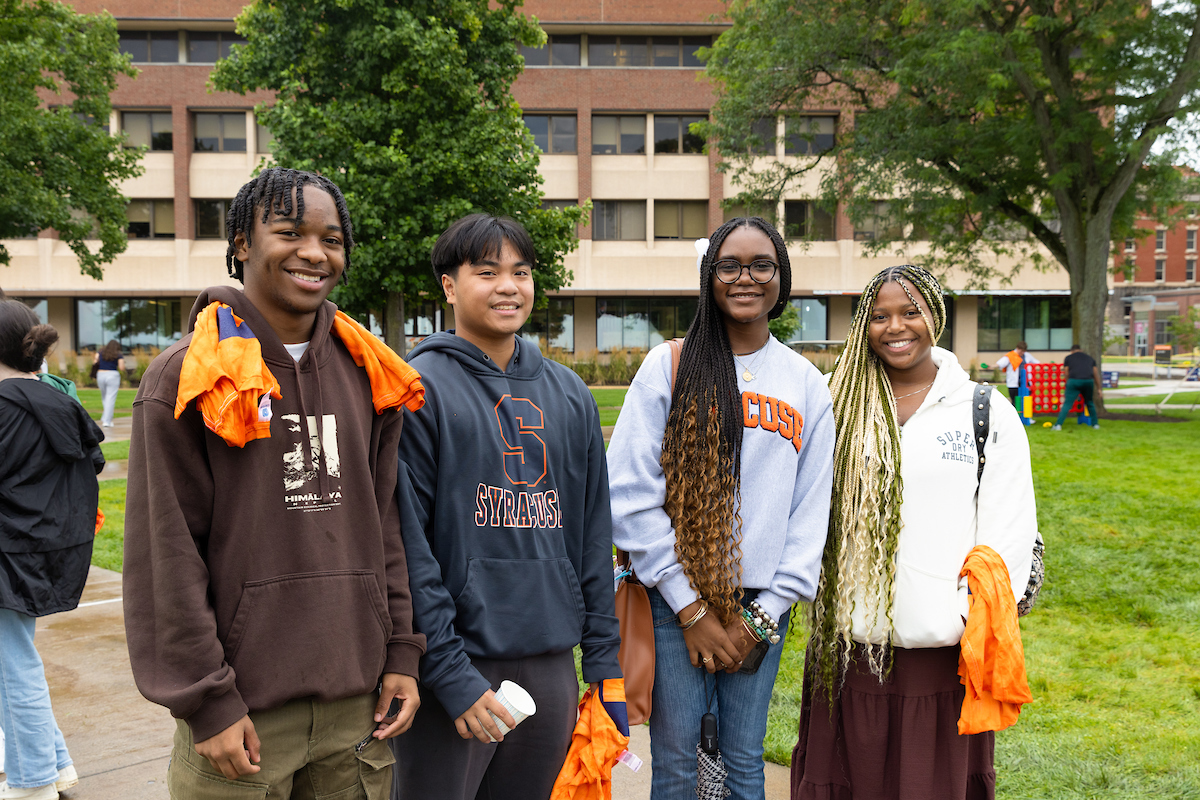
[
  {"xmin": 705, "ymin": 0, "xmax": 1200, "ymax": 366},
  {"xmin": 1168, "ymin": 305, "xmax": 1200, "ymax": 352},
  {"xmin": 0, "ymin": 0, "xmax": 142, "ymax": 279},
  {"xmin": 211, "ymin": 0, "xmax": 584, "ymax": 354}
]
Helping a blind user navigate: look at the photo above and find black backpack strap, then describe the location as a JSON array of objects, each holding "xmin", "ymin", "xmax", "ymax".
[{"xmin": 973, "ymin": 382, "xmax": 992, "ymax": 484}]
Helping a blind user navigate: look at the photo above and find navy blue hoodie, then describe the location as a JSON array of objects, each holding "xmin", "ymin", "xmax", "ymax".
[{"xmin": 398, "ymin": 332, "xmax": 621, "ymax": 719}]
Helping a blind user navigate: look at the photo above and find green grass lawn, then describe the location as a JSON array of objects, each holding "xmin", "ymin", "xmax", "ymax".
[
  {"xmin": 94, "ymin": 479, "xmax": 126, "ymax": 572},
  {"xmin": 1107, "ymin": 391, "xmax": 1200, "ymax": 405},
  {"xmin": 591, "ymin": 387, "xmax": 627, "ymax": 428},
  {"xmin": 100, "ymin": 440, "xmax": 130, "ymax": 462},
  {"xmin": 77, "ymin": 387, "xmax": 138, "ymax": 420}
]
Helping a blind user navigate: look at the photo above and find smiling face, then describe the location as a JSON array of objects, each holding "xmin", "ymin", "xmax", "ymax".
[
  {"xmin": 440, "ymin": 238, "xmax": 534, "ymax": 352},
  {"xmin": 711, "ymin": 225, "xmax": 781, "ymax": 334},
  {"xmin": 867, "ymin": 279, "xmax": 936, "ymax": 376},
  {"xmin": 236, "ymin": 187, "xmax": 346, "ymax": 343}
]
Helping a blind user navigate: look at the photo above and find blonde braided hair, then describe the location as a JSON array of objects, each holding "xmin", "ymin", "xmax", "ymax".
[{"xmin": 808, "ymin": 264, "xmax": 946, "ymax": 694}]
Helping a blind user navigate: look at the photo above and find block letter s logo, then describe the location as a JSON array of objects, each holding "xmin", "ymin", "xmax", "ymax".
[{"xmin": 494, "ymin": 395, "xmax": 548, "ymax": 488}]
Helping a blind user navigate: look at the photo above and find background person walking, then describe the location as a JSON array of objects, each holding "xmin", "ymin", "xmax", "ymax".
[
  {"xmin": 1051, "ymin": 345, "xmax": 1101, "ymax": 430},
  {"xmin": 91, "ymin": 340, "xmax": 124, "ymax": 428}
]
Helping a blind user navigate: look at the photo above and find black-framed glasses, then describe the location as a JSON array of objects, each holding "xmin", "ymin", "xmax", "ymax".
[{"xmin": 713, "ymin": 259, "xmax": 777, "ymax": 284}]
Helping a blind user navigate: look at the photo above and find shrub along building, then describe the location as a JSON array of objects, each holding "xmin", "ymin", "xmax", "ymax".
[{"xmin": 3, "ymin": 0, "xmax": 1082, "ymax": 370}]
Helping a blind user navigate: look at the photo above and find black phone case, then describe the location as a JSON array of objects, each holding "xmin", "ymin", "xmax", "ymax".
[{"xmin": 738, "ymin": 640, "xmax": 770, "ymax": 674}]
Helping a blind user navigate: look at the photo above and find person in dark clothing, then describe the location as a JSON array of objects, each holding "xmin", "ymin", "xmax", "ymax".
[
  {"xmin": 1052, "ymin": 344, "xmax": 1102, "ymax": 430},
  {"xmin": 122, "ymin": 168, "xmax": 426, "ymax": 799},
  {"xmin": 390, "ymin": 214, "xmax": 622, "ymax": 800},
  {"xmin": 0, "ymin": 300, "xmax": 104, "ymax": 800}
]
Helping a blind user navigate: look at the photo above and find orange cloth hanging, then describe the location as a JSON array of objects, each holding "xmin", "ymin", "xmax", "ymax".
[
  {"xmin": 958, "ymin": 545, "xmax": 1033, "ymax": 734},
  {"xmin": 1004, "ymin": 349, "xmax": 1024, "ymax": 372},
  {"xmin": 176, "ymin": 302, "xmax": 425, "ymax": 447},
  {"xmin": 551, "ymin": 679, "xmax": 631, "ymax": 800},
  {"xmin": 95, "ymin": 508, "xmax": 105, "ymax": 535},
  {"xmin": 175, "ymin": 303, "xmax": 281, "ymax": 447}
]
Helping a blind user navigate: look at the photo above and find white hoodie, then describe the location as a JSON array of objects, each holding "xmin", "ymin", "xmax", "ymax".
[{"xmin": 850, "ymin": 347, "xmax": 1039, "ymax": 649}]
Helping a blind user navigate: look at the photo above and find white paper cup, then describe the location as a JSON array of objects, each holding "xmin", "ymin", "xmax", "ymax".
[{"xmin": 487, "ymin": 680, "xmax": 537, "ymax": 741}]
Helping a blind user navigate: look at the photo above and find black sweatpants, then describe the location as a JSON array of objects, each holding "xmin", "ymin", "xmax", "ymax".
[{"xmin": 390, "ymin": 649, "xmax": 579, "ymax": 800}]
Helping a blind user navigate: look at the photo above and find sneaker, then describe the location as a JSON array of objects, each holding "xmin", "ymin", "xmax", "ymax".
[
  {"xmin": 55, "ymin": 766, "xmax": 78, "ymax": 792},
  {"xmin": 1091, "ymin": 423, "xmax": 1100, "ymax": 429},
  {"xmin": 1051, "ymin": 424, "xmax": 1062, "ymax": 431},
  {"xmin": 0, "ymin": 781, "xmax": 59, "ymax": 799}
]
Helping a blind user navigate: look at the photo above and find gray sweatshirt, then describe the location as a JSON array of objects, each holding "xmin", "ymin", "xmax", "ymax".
[{"xmin": 607, "ymin": 337, "xmax": 835, "ymax": 623}]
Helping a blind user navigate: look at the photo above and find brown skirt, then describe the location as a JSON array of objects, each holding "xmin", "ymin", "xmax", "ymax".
[{"xmin": 790, "ymin": 644, "xmax": 995, "ymax": 800}]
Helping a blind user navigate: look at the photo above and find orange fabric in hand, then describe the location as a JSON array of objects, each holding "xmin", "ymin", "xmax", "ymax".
[
  {"xmin": 175, "ymin": 303, "xmax": 280, "ymax": 448},
  {"xmin": 958, "ymin": 545, "xmax": 1033, "ymax": 734},
  {"xmin": 95, "ymin": 508, "xmax": 105, "ymax": 536},
  {"xmin": 551, "ymin": 679, "xmax": 631, "ymax": 800}
]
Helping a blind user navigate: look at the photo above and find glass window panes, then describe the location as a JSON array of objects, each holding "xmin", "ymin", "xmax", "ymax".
[
  {"xmin": 750, "ymin": 117, "xmax": 775, "ymax": 154},
  {"xmin": 784, "ymin": 116, "xmax": 836, "ymax": 155},
  {"xmin": 787, "ymin": 298, "xmax": 828, "ymax": 341},
  {"xmin": 521, "ymin": 40, "xmax": 549, "ymax": 66},
  {"xmin": 681, "ymin": 37, "xmax": 707, "ymax": 67},
  {"xmin": 194, "ymin": 112, "xmax": 246, "ymax": 152},
  {"xmin": 651, "ymin": 38, "xmax": 679, "ymax": 66},
  {"xmin": 784, "ymin": 200, "xmax": 835, "ymax": 240},
  {"xmin": 220, "ymin": 33, "xmax": 246, "ymax": 59},
  {"xmin": 118, "ymin": 33, "xmax": 148, "ymax": 62},
  {"xmin": 75, "ymin": 298, "xmax": 183, "ymax": 352},
  {"xmin": 520, "ymin": 34, "xmax": 581, "ymax": 66},
  {"xmin": 1125, "ymin": 238, "xmax": 1135, "ymax": 252},
  {"xmin": 977, "ymin": 296, "xmax": 1071, "ymax": 351},
  {"xmin": 854, "ymin": 201, "xmax": 901, "ymax": 241},
  {"xmin": 1156, "ymin": 229, "xmax": 1166, "ymax": 249},
  {"xmin": 1188, "ymin": 258, "xmax": 1196, "ymax": 281},
  {"xmin": 523, "ymin": 115, "xmax": 576, "ymax": 154},
  {"xmin": 595, "ymin": 297, "xmax": 696, "ymax": 352},
  {"xmin": 1155, "ymin": 259, "xmax": 1165, "ymax": 280},
  {"xmin": 593, "ymin": 201, "xmax": 646, "ymax": 241},
  {"xmin": 520, "ymin": 298, "xmax": 575, "ymax": 352},
  {"xmin": 588, "ymin": 36, "xmax": 648, "ymax": 67},
  {"xmin": 188, "ymin": 31, "xmax": 219, "ymax": 63},
  {"xmin": 195, "ymin": 200, "xmax": 228, "ymax": 239},
  {"xmin": 654, "ymin": 115, "xmax": 704, "ymax": 154},
  {"xmin": 654, "ymin": 201, "xmax": 707, "ymax": 239},
  {"xmin": 119, "ymin": 31, "xmax": 179, "ymax": 63},
  {"xmin": 256, "ymin": 121, "xmax": 273, "ymax": 153},
  {"xmin": 592, "ymin": 115, "xmax": 645, "ymax": 154},
  {"xmin": 1188, "ymin": 229, "xmax": 1196, "ymax": 250},
  {"xmin": 122, "ymin": 112, "xmax": 173, "ymax": 150},
  {"xmin": 126, "ymin": 200, "xmax": 174, "ymax": 239}
]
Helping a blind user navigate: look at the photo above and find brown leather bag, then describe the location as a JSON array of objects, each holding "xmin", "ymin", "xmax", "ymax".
[{"xmin": 614, "ymin": 338, "xmax": 683, "ymax": 726}]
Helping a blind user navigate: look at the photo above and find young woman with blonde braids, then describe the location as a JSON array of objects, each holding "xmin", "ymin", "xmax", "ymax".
[
  {"xmin": 790, "ymin": 265, "xmax": 1039, "ymax": 800},
  {"xmin": 608, "ymin": 217, "xmax": 835, "ymax": 800}
]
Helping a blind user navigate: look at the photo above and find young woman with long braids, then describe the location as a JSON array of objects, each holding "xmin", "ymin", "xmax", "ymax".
[
  {"xmin": 608, "ymin": 217, "xmax": 835, "ymax": 800},
  {"xmin": 790, "ymin": 265, "xmax": 1039, "ymax": 800}
]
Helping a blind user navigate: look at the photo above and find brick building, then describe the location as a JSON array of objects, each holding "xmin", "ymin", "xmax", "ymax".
[{"xmin": 3, "ymin": 0, "xmax": 1081, "ymax": 368}]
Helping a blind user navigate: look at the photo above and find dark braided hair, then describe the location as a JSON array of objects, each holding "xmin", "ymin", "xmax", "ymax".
[
  {"xmin": 659, "ymin": 216, "xmax": 793, "ymax": 625},
  {"xmin": 225, "ymin": 167, "xmax": 355, "ymax": 282}
]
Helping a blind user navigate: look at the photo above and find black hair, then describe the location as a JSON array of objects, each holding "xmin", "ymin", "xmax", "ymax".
[
  {"xmin": 225, "ymin": 167, "xmax": 355, "ymax": 283},
  {"xmin": 1071, "ymin": 344, "xmax": 1081, "ymax": 351},
  {"xmin": 0, "ymin": 300, "xmax": 58, "ymax": 373},
  {"xmin": 430, "ymin": 213, "xmax": 537, "ymax": 282}
]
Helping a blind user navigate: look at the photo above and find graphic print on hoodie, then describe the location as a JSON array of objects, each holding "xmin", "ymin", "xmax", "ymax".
[{"xmin": 283, "ymin": 410, "xmax": 342, "ymax": 511}]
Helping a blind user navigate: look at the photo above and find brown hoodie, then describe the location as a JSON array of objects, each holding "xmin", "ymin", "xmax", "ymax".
[{"xmin": 123, "ymin": 287, "xmax": 425, "ymax": 742}]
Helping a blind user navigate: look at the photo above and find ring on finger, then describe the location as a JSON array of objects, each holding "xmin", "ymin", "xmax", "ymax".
[{"xmin": 701, "ymin": 656, "xmax": 711, "ymax": 664}]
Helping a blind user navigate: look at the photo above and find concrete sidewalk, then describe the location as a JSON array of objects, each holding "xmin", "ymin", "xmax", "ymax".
[{"xmin": 10, "ymin": 567, "xmax": 791, "ymax": 799}]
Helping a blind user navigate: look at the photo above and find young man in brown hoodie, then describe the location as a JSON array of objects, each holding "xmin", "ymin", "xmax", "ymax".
[{"xmin": 123, "ymin": 168, "xmax": 425, "ymax": 798}]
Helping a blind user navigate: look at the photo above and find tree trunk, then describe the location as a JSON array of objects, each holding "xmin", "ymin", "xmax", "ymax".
[
  {"xmin": 1073, "ymin": 220, "xmax": 1114, "ymax": 411},
  {"xmin": 384, "ymin": 291, "xmax": 406, "ymax": 358}
]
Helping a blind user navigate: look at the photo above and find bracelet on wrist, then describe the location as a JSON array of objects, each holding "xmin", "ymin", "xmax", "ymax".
[
  {"xmin": 678, "ymin": 600, "xmax": 708, "ymax": 630},
  {"xmin": 742, "ymin": 601, "xmax": 782, "ymax": 644},
  {"xmin": 739, "ymin": 616, "xmax": 762, "ymax": 643}
]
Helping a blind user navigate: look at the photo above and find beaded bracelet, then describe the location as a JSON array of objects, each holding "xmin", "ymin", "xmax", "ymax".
[
  {"xmin": 742, "ymin": 600, "xmax": 781, "ymax": 644},
  {"xmin": 678, "ymin": 600, "xmax": 708, "ymax": 630}
]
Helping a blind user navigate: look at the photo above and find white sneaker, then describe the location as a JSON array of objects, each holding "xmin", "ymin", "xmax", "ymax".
[
  {"xmin": 55, "ymin": 766, "xmax": 78, "ymax": 792},
  {"xmin": 0, "ymin": 781, "xmax": 59, "ymax": 800},
  {"xmin": 1051, "ymin": 424, "xmax": 1062, "ymax": 431}
]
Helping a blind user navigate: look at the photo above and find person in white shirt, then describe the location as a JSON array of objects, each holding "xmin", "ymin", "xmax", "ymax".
[{"xmin": 993, "ymin": 342, "xmax": 1039, "ymax": 403}]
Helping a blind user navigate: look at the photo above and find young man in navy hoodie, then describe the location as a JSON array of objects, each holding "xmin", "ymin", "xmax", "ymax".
[{"xmin": 390, "ymin": 214, "xmax": 621, "ymax": 800}]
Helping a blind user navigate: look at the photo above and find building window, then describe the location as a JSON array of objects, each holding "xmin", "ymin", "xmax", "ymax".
[
  {"xmin": 75, "ymin": 298, "xmax": 183, "ymax": 351},
  {"xmin": 784, "ymin": 116, "xmax": 836, "ymax": 155},
  {"xmin": 126, "ymin": 200, "xmax": 175, "ymax": 239},
  {"xmin": 520, "ymin": 297, "xmax": 575, "ymax": 353},
  {"xmin": 1156, "ymin": 229, "xmax": 1166, "ymax": 250},
  {"xmin": 784, "ymin": 201, "xmax": 835, "ymax": 240},
  {"xmin": 592, "ymin": 116, "xmax": 645, "ymax": 155},
  {"xmin": 1188, "ymin": 258, "xmax": 1196, "ymax": 281},
  {"xmin": 651, "ymin": 36, "xmax": 708, "ymax": 67},
  {"xmin": 787, "ymin": 298, "xmax": 828, "ymax": 342},
  {"xmin": 749, "ymin": 117, "xmax": 776, "ymax": 155},
  {"xmin": 593, "ymin": 201, "xmax": 646, "ymax": 241},
  {"xmin": 1124, "ymin": 237, "xmax": 1136, "ymax": 252},
  {"xmin": 854, "ymin": 201, "xmax": 902, "ymax": 241},
  {"xmin": 122, "ymin": 112, "xmax": 173, "ymax": 151},
  {"xmin": 1155, "ymin": 258, "xmax": 1166, "ymax": 281},
  {"xmin": 119, "ymin": 31, "xmax": 179, "ymax": 63},
  {"xmin": 1155, "ymin": 319, "xmax": 1173, "ymax": 346},
  {"xmin": 194, "ymin": 112, "xmax": 247, "ymax": 152},
  {"xmin": 256, "ymin": 122, "xmax": 273, "ymax": 153},
  {"xmin": 520, "ymin": 35, "xmax": 581, "ymax": 66},
  {"xmin": 596, "ymin": 297, "xmax": 697, "ymax": 352},
  {"xmin": 977, "ymin": 296, "xmax": 1072, "ymax": 351},
  {"xmin": 588, "ymin": 36, "xmax": 648, "ymax": 66},
  {"xmin": 654, "ymin": 201, "xmax": 707, "ymax": 240},
  {"xmin": 653, "ymin": 115, "xmax": 705, "ymax": 154},
  {"xmin": 523, "ymin": 115, "xmax": 577, "ymax": 154},
  {"xmin": 186, "ymin": 31, "xmax": 247, "ymax": 63},
  {"xmin": 195, "ymin": 200, "xmax": 228, "ymax": 239},
  {"xmin": 1188, "ymin": 229, "xmax": 1196, "ymax": 251}
]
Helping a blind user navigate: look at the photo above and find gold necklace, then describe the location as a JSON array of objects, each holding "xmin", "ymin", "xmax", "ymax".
[
  {"xmin": 893, "ymin": 379, "xmax": 935, "ymax": 400},
  {"xmin": 733, "ymin": 340, "xmax": 770, "ymax": 381}
]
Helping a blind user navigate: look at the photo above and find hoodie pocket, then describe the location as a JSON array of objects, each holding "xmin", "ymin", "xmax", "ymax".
[
  {"xmin": 892, "ymin": 560, "xmax": 965, "ymax": 648},
  {"xmin": 453, "ymin": 557, "xmax": 585, "ymax": 659},
  {"xmin": 223, "ymin": 570, "xmax": 390, "ymax": 707}
]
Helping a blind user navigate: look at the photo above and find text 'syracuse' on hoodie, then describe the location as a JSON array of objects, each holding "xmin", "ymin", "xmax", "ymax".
[{"xmin": 397, "ymin": 332, "xmax": 621, "ymax": 720}]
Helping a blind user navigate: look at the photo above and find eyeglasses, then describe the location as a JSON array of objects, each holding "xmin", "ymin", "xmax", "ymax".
[{"xmin": 713, "ymin": 259, "xmax": 778, "ymax": 284}]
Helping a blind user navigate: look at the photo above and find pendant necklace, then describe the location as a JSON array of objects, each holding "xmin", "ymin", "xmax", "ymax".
[
  {"xmin": 733, "ymin": 339, "xmax": 770, "ymax": 382},
  {"xmin": 894, "ymin": 378, "xmax": 935, "ymax": 400}
]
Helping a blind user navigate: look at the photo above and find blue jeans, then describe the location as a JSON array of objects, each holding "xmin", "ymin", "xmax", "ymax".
[
  {"xmin": 647, "ymin": 588, "xmax": 788, "ymax": 800},
  {"xmin": 0, "ymin": 608, "xmax": 72, "ymax": 789}
]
